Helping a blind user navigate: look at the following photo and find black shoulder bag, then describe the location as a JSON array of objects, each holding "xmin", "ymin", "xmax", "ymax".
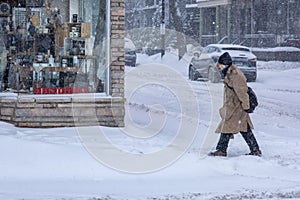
[{"xmin": 226, "ymin": 84, "xmax": 258, "ymax": 113}]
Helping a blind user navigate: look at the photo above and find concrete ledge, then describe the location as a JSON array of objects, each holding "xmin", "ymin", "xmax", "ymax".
[
  {"xmin": 253, "ymin": 48, "xmax": 300, "ymax": 62},
  {"xmin": 0, "ymin": 95, "xmax": 125, "ymax": 128}
]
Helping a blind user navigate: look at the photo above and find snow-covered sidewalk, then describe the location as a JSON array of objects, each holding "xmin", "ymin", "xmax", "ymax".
[{"xmin": 0, "ymin": 53, "xmax": 300, "ymax": 199}]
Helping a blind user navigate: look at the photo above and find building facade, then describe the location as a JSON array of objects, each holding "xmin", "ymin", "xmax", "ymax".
[
  {"xmin": 125, "ymin": 0, "xmax": 300, "ymax": 48},
  {"xmin": 197, "ymin": 0, "xmax": 300, "ymax": 47},
  {"xmin": 0, "ymin": 0, "xmax": 125, "ymax": 128}
]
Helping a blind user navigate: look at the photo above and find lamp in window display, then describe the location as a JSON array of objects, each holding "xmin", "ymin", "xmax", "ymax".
[{"xmin": 0, "ymin": 3, "xmax": 10, "ymax": 15}]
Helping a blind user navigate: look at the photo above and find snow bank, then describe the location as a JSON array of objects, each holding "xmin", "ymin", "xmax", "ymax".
[{"xmin": 1, "ymin": 53, "xmax": 300, "ymax": 199}]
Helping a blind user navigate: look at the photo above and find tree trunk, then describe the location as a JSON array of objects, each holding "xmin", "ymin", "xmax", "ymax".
[
  {"xmin": 93, "ymin": 0, "xmax": 107, "ymax": 92},
  {"xmin": 94, "ymin": 0, "xmax": 107, "ymax": 49},
  {"xmin": 169, "ymin": 0, "xmax": 186, "ymax": 60}
]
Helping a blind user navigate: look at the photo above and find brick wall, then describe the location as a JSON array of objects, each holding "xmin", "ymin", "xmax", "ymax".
[
  {"xmin": 0, "ymin": 97, "xmax": 16, "ymax": 122},
  {"xmin": 110, "ymin": 0, "xmax": 125, "ymax": 97},
  {"xmin": 0, "ymin": 96, "xmax": 125, "ymax": 127}
]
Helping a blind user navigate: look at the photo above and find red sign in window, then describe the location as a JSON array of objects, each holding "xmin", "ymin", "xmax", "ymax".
[{"xmin": 34, "ymin": 87, "xmax": 88, "ymax": 95}]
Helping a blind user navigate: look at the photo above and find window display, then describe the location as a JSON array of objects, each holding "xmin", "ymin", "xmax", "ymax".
[{"xmin": 0, "ymin": 0, "xmax": 107, "ymax": 95}]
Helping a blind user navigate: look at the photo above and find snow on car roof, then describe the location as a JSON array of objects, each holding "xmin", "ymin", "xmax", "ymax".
[
  {"xmin": 125, "ymin": 38, "xmax": 136, "ymax": 50},
  {"xmin": 207, "ymin": 44, "xmax": 251, "ymax": 50}
]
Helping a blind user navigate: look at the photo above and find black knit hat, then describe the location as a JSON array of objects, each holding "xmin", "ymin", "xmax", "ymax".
[{"xmin": 218, "ymin": 52, "xmax": 232, "ymax": 66}]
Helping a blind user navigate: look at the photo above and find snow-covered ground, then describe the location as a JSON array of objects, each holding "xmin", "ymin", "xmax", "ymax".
[{"xmin": 0, "ymin": 52, "xmax": 300, "ymax": 200}]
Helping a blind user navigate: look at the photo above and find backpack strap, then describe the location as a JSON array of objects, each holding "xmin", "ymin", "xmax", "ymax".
[{"xmin": 225, "ymin": 83, "xmax": 234, "ymax": 90}]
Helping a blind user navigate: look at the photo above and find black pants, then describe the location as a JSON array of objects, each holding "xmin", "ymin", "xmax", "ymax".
[{"xmin": 216, "ymin": 125, "xmax": 260, "ymax": 153}]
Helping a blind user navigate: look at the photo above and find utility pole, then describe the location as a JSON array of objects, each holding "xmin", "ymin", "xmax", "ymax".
[
  {"xmin": 161, "ymin": 0, "xmax": 165, "ymax": 58},
  {"xmin": 287, "ymin": 0, "xmax": 289, "ymax": 36},
  {"xmin": 199, "ymin": 8, "xmax": 203, "ymax": 46}
]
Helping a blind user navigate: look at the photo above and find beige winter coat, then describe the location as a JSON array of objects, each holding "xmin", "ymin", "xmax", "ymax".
[{"xmin": 215, "ymin": 65, "xmax": 254, "ymax": 134}]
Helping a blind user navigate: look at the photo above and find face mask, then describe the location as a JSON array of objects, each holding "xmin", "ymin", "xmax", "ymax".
[
  {"xmin": 217, "ymin": 63, "xmax": 227, "ymax": 75},
  {"xmin": 221, "ymin": 66, "xmax": 230, "ymax": 76}
]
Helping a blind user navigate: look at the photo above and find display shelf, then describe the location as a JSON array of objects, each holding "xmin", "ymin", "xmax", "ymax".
[
  {"xmin": 1, "ymin": 2, "xmax": 95, "ymax": 95},
  {"xmin": 61, "ymin": 55, "xmax": 96, "ymax": 59},
  {"xmin": 62, "ymin": 22, "xmax": 91, "ymax": 38},
  {"xmin": 41, "ymin": 66, "xmax": 79, "ymax": 73}
]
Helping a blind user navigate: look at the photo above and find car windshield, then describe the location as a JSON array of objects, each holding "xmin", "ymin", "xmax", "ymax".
[
  {"xmin": 221, "ymin": 47, "xmax": 250, "ymax": 52},
  {"xmin": 202, "ymin": 48, "xmax": 209, "ymax": 53}
]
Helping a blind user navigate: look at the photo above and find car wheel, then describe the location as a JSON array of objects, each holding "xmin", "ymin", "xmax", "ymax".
[
  {"xmin": 208, "ymin": 67, "xmax": 220, "ymax": 83},
  {"xmin": 189, "ymin": 66, "xmax": 197, "ymax": 81},
  {"xmin": 247, "ymin": 74, "xmax": 257, "ymax": 82}
]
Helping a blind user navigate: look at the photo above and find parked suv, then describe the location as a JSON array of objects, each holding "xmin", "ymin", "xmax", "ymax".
[
  {"xmin": 205, "ymin": 44, "xmax": 257, "ymax": 82},
  {"xmin": 125, "ymin": 38, "xmax": 137, "ymax": 67},
  {"xmin": 189, "ymin": 48, "xmax": 221, "ymax": 83}
]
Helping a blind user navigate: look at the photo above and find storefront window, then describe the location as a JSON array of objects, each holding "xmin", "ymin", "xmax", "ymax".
[{"xmin": 0, "ymin": 0, "xmax": 109, "ymax": 95}]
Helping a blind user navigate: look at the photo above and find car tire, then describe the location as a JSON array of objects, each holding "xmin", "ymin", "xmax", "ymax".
[
  {"xmin": 189, "ymin": 66, "xmax": 197, "ymax": 81},
  {"xmin": 247, "ymin": 74, "xmax": 257, "ymax": 82},
  {"xmin": 208, "ymin": 67, "xmax": 220, "ymax": 83}
]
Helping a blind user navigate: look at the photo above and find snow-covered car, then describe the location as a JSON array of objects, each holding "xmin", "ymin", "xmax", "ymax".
[
  {"xmin": 188, "ymin": 47, "xmax": 221, "ymax": 83},
  {"xmin": 125, "ymin": 38, "xmax": 137, "ymax": 67},
  {"xmin": 205, "ymin": 44, "xmax": 257, "ymax": 82}
]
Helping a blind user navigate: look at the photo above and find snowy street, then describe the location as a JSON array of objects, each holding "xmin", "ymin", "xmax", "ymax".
[{"xmin": 0, "ymin": 53, "xmax": 300, "ymax": 199}]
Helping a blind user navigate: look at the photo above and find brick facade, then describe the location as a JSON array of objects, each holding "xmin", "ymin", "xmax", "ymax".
[
  {"xmin": 0, "ymin": 96, "xmax": 125, "ymax": 127},
  {"xmin": 111, "ymin": 0, "xmax": 125, "ymax": 98},
  {"xmin": 0, "ymin": 0, "xmax": 125, "ymax": 128}
]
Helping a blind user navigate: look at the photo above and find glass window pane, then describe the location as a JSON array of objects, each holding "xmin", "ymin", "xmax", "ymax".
[{"xmin": 0, "ymin": 0, "xmax": 109, "ymax": 95}]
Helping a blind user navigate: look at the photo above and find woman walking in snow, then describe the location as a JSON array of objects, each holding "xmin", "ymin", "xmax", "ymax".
[{"xmin": 210, "ymin": 52, "xmax": 262, "ymax": 157}]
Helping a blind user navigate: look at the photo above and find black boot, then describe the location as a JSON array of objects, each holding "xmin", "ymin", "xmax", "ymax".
[
  {"xmin": 246, "ymin": 150, "xmax": 262, "ymax": 156},
  {"xmin": 241, "ymin": 126, "xmax": 261, "ymax": 156},
  {"xmin": 209, "ymin": 133, "xmax": 232, "ymax": 157}
]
